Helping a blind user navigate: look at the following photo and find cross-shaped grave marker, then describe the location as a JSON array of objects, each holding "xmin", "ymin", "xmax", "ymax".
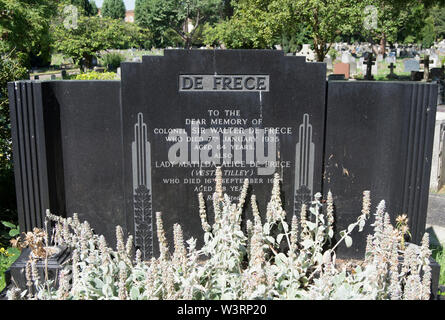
[
  {"xmin": 420, "ymin": 54, "xmax": 433, "ymax": 81},
  {"xmin": 364, "ymin": 52, "xmax": 376, "ymax": 80},
  {"xmin": 387, "ymin": 62, "xmax": 397, "ymax": 79}
]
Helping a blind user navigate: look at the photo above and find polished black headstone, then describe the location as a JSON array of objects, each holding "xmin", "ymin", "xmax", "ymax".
[
  {"xmin": 7, "ymin": 50, "xmax": 438, "ymax": 263},
  {"xmin": 8, "ymin": 80, "xmax": 124, "ymax": 248},
  {"xmin": 121, "ymin": 50, "xmax": 327, "ymax": 258},
  {"xmin": 324, "ymin": 81, "xmax": 437, "ymax": 258}
]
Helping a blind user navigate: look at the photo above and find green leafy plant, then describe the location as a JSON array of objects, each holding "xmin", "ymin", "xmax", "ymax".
[
  {"xmin": 0, "ymin": 0, "xmax": 58, "ymax": 67},
  {"xmin": 0, "ymin": 246, "xmax": 20, "ymax": 292},
  {"xmin": 1, "ymin": 221, "xmax": 19, "ymax": 238},
  {"xmin": 101, "ymin": 0, "xmax": 126, "ymax": 20},
  {"xmin": 72, "ymin": 71, "xmax": 118, "ymax": 80},
  {"xmin": 99, "ymin": 52, "xmax": 126, "ymax": 72},
  {"xmin": 431, "ymin": 244, "xmax": 445, "ymax": 288},
  {"xmin": 135, "ymin": 0, "xmax": 222, "ymax": 48},
  {"xmin": 52, "ymin": 14, "xmax": 151, "ymax": 69},
  {"xmin": 328, "ymin": 48, "xmax": 338, "ymax": 62},
  {"xmin": 4, "ymin": 169, "xmax": 433, "ymax": 300}
]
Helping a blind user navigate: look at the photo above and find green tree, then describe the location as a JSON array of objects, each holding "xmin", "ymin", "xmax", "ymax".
[
  {"xmin": 203, "ymin": 0, "xmax": 279, "ymax": 49},
  {"xmin": 89, "ymin": 1, "xmax": 98, "ymax": 15},
  {"xmin": 101, "ymin": 0, "xmax": 126, "ymax": 20},
  {"xmin": 135, "ymin": 0, "xmax": 222, "ymax": 48},
  {"xmin": 421, "ymin": 16, "xmax": 436, "ymax": 48},
  {"xmin": 358, "ymin": 0, "xmax": 444, "ymax": 52},
  {"xmin": 281, "ymin": 0, "xmax": 359, "ymax": 61},
  {"xmin": 70, "ymin": 0, "xmax": 98, "ymax": 16},
  {"xmin": 204, "ymin": 0, "xmax": 358, "ymax": 61},
  {"xmin": 430, "ymin": 4, "xmax": 445, "ymax": 40},
  {"xmin": 205, "ymin": 0, "xmax": 445, "ymax": 59},
  {"xmin": 0, "ymin": 0, "xmax": 58, "ymax": 66},
  {"xmin": 52, "ymin": 15, "xmax": 151, "ymax": 68}
]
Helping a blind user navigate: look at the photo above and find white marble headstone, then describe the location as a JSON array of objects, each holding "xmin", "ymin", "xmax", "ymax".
[
  {"xmin": 341, "ymin": 51, "xmax": 351, "ymax": 63},
  {"xmin": 431, "ymin": 53, "xmax": 440, "ymax": 68},
  {"xmin": 323, "ymin": 55, "xmax": 333, "ymax": 69},
  {"xmin": 348, "ymin": 56, "xmax": 357, "ymax": 75}
]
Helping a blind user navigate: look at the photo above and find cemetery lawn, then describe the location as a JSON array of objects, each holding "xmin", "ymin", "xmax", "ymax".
[
  {"xmin": 332, "ymin": 57, "xmax": 414, "ymax": 81},
  {"xmin": 0, "ymin": 247, "xmax": 20, "ymax": 292},
  {"xmin": 375, "ymin": 59, "xmax": 411, "ymax": 81}
]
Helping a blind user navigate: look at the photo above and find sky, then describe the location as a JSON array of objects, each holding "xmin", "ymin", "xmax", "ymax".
[{"xmin": 94, "ymin": 0, "xmax": 135, "ymax": 10}]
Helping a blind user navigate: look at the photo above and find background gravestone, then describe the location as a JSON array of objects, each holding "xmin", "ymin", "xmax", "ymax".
[
  {"xmin": 347, "ymin": 56, "xmax": 357, "ymax": 76},
  {"xmin": 333, "ymin": 62, "xmax": 350, "ymax": 79},
  {"xmin": 120, "ymin": 50, "xmax": 327, "ymax": 259},
  {"xmin": 404, "ymin": 59, "xmax": 420, "ymax": 73},
  {"xmin": 323, "ymin": 56, "xmax": 333, "ymax": 70},
  {"xmin": 341, "ymin": 51, "xmax": 352, "ymax": 63},
  {"xmin": 430, "ymin": 53, "xmax": 440, "ymax": 68}
]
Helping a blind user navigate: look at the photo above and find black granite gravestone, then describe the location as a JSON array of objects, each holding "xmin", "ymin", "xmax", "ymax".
[
  {"xmin": 430, "ymin": 67, "xmax": 445, "ymax": 81},
  {"xmin": 120, "ymin": 50, "xmax": 327, "ymax": 258},
  {"xmin": 325, "ymin": 81, "xmax": 437, "ymax": 258},
  {"xmin": 8, "ymin": 80, "xmax": 124, "ymax": 248},
  {"xmin": 7, "ymin": 50, "xmax": 438, "ymax": 263}
]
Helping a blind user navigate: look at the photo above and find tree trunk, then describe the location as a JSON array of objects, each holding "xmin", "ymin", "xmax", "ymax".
[
  {"xmin": 315, "ymin": 44, "xmax": 325, "ymax": 62},
  {"xmin": 380, "ymin": 33, "xmax": 386, "ymax": 57},
  {"xmin": 185, "ymin": 36, "xmax": 192, "ymax": 49}
]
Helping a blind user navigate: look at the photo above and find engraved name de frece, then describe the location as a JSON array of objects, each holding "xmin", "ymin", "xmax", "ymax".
[{"xmin": 179, "ymin": 75, "xmax": 269, "ymax": 91}]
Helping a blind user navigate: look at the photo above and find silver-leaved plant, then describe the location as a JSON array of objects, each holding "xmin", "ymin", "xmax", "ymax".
[{"xmin": 6, "ymin": 167, "xmax": 432, "ymax": 300}]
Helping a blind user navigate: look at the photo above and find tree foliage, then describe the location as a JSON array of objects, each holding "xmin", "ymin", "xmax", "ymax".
[
  {"xmin": 135, "ymin": 0, "xmax": 223, "ymax": 48},
  {"xmin": 204, "ymin": 0, "xmax": 358, "ymax": 60},
  {"xmin": 52, "ymin": 15, "xmax": 151, "ymax": 68},
  {"xmin": 357, "ymin": 0, "xmax": 445, "ymax": 50},
  {"xmin": 421, "ymin": 16, "xmax": 436, "ymax": 48},
  {"xmin": 70, "ymin": 0, "xmax": 98, "ymax": 16},
  {"xmin": 204, "ymin": 0, "xmax": 445, "ymax": 60},
  {"xmin": 203, "ymin": 0, "xmax": 279, "ymax": 49},
  {"xmin": 89, "ymin": 0, "xmax": 99, "ymax": 15},
  {"xmin": 430, "ymin": 4, "xmax": 445, "ymax": 41},
  {"xmin": 101, "ymin": 0, "xmax": 126, "ymax": 20},
  {"xmin": 0, "ymin": 0, "xmax": 58, "ymax": 66},
  {"xmin": 285, "ymin": 0, "xmax": 359, "ymax": 61}
]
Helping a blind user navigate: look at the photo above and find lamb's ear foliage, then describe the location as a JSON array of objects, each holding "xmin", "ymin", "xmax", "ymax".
[{"xmin": 7, "ymin": 170, "xmax": 432, "ymax": 300}]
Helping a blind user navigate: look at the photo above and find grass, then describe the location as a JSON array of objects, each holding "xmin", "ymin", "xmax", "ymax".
[{"xmin": 0, "ymin": 247, "xmax": 20, "ymax": 292}]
